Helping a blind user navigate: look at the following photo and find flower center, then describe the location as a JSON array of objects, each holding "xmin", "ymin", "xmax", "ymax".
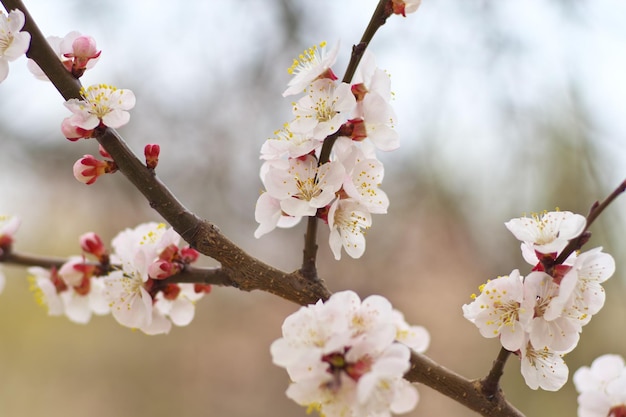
[
  {"xmin": 294, "ymin": 174, "xmax": 321, "ymax": 201},
  {"xmin": 321, "ymin": 347, "xmax": 373, "ymax": 393},
  {"xmin": 287, "ymin": 41, "xmax": 327, "ymax": 75}
]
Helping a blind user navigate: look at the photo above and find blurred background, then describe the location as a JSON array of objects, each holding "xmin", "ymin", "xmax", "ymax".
[{"xmin": 0, "ymin": 0, "xmax": 625, "ymax": 416}]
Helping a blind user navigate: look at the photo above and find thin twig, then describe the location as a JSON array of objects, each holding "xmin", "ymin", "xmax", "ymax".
[
  {"xmin": 480, "ymin": 347, "xmax": 512, "ymax": 399},
  {"xmin": 406, "ymin": 351, "xmax": 525, "ymax": 417},
  {"xmin": 553, "ymin": 178, "xmax": 626, "ymax": 266}
]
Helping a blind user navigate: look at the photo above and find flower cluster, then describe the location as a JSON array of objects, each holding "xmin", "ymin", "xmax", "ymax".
[
  {"xmin": 255, "ymin": 43, "xmax": 397, "ymax": 260},
  {"xmin": 463, "ymin": 211, "xmax": 615, "ymax": 391},
  {"xmin": 574, "ymin": 354, "xmax": 626, "ymax": 417},
  {"xmin": 271, "ymin": 290, "xmax": 430, "ymax": 417},
  {"xmin": 38, "ymin": 30, "xmax": 136, "ymax": 141},
  {"xmin": 0, "ymin": 9, "xmax": 30, "ymax": 84},
  {"xmin": 28, "ymin": 31, "xmax": 100, "ymax": 79},
  {"xmin": 28, "ymin": 222, "xmax": 210, "ymax": 334}
]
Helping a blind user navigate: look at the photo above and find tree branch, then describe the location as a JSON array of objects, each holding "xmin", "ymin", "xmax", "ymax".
[
  {"xmin": 2, "ymin": 1, "xmax": 535, "ymax": 415},
  {"xmin": 480, "ymin": 347, "xmax": 512, "ymax": 399},
  {"xmin": 551, "ymin": 178, "xmax": 626, "ymax": 268},
  {"xmin": 406, "ymin": 351, "xmax": 525, "ymax": 417}
]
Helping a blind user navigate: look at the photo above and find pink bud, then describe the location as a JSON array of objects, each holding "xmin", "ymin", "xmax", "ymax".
[
  {"xmin": 73, "ymin": 155, "xmax": 115, "ymax": 185},
  {"xmin": 63, "ymin": 35, "xmax": 101, "ymax": 78},
  {"xmin": 144, "ymin": 144, "xmax": 160, "ymax": 169},
  {"xmin": 158, "ymin": 244, "xmax": 178, "ymax": 262},
  {"xmin": 180, "ymin": 247, "xmax": 199, "ymax": 263},
  {"xmin": 148, "ymin": 260, "xmax": 180, "ymax": 280},
  {"xmin": 61, "ymin": 117, "xmax": 93, "ymax": 141},
  {"xmin": 194, "ymin": 284, "xmax": 212, "ymax": 294},
  {"xmin": 79, "ymin": 232, "xmax": 106, "ymax": 258},
  {"xmin": 0, "ymin": 216, "xmax": 20, "ymax": 248},
  {"xmin": 70, "ymin": 36, "xmax": 100, "ymax": 60},
  {"xmin": 59, "ymin": 258, "xmax": 87, "ymax": 287},
  {"xmin": 162, "ymin": 283, "xmax": 182, "ymax": 300}
]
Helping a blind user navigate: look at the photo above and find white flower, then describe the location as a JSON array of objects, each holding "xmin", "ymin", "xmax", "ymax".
[
  {"xmin": 462, "ymin": 270, "xmax": 531, "ymax": 352},
  {"xmin": 260, "ymin": 125, "xmax": 322, "ymax": 161},
  {"xmin": 28, "ymin": 31, "xmax": 99, "ymax": 80},
  {"xmin": 264, "ymin": 155, "xmax": 344, "ymax": 217},
  {"xmin": 338, "ymin": 145, "xmax": 389, "ymax": 214},
  {"xmin": 271, "ymin": 291, "xmax": 422, "ymax": 417},
  {"xmin": 28, "ymin": 266, "xmax": 109, "ymax": 324},
  {"xmin": 544, "ymin": 247, "xmax": 615, "ymax": 326},
  {"xmin": 574, "ymin": 354, "xmax": 626, "ymax": 417},
  {"xmin": 104, "ymin": 223, "xmax": 178, "ymax": 331},
  {"xmin": 64, "ymin": 84, "xmax": 136, "ymax": 130},
  {"xmin": 0, "ymin": 9, "xmax": 30, "ymax": 83},
  {"xmin": 283, "ymin": 41, "xmax": 339, "ymax": 97},
  {"xmin": 391, "ymin": 310, "xmax": 430, "ymax": 353},
  {"xmin": 352, "ymin": 51, "xmax": 392, "ymax": 105},
  {"xmin": 522, "ymin": 271, "xmax": 581, "ymax": 353},
  {"xmin": 505, "ymin": 210, "xmax": 586, "ymax": 263},
  {"xmin": 328, "ymin": 199, "xmax": 371, "ymax": 260},
  {"xmin": 103, "ymin": 222, "xmax": 205, "ymax": 335},
  {"xmin": 290, "ymin": 79, "xmax": 356, "ymax": 140},
  {"xmin": 519, "ymin": 340, "xmax": 569, "ymax": 391},
  {"xmin": 253, "ymin": 192, "xmax": 302, "ymax": 238},
  {"xmin": 359, "ymin": 92, "xmax": 399, "ymax": 151}
]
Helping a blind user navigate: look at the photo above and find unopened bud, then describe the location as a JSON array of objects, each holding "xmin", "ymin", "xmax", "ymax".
[
  {"xmin": 62, "ymin": 117, "xmax": 93, "ymax": 141},
  {"xmin": 80, "ymin": 232, "xmax": 106, "ymax": 259},
  {"xmin": 148, "ymin": 260, "xmax": 180, "ymax": 280},
  {"xmin": 73, "ymin": 154, "xmax": 117, "ymax": 185},
  {"xmin": 180, "ymin": 247, "xmax": 199, "ymax": 263},
  {"xmin": 144, "ymin": 144, "xmax": 160, "ymax": 169},
  {"xmin": 63, "ymin": 35, "xmax": 101, "ymax": 78}
]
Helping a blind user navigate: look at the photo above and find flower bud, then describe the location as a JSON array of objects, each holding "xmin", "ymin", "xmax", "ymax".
[
  {"xmin": 73, "ymin": 155, "xmax": 116, "ymax": 185},
  {"xmin": 61, "ymin": 117, "xmax": 93, "ymax": 141},
  {"xmin": 180, "ymin": 247, "xmax": 199, "ymax": 263},
  {"xmin": 148, "ymin": 260, "xmax": 180, "ymax": 280},
  {"xmin": 79, "ymin": 232, "xmax": 106, "ymax": 259},
  {"xmin": 144, "ymin": 144, "xmax": 160, "ymax": 169},
  {"xmin": 63, "ymin": 35, "xmax": 101, "ymax": 77}
]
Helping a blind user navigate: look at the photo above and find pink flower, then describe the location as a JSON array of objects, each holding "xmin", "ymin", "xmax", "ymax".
[
  {"xmin": 62, "ymin": 33, "xmax": 100, "ymax": 77},
  {"xmin": 28, "ymin": 31, "xmax": 100, "ymax": 80}
]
